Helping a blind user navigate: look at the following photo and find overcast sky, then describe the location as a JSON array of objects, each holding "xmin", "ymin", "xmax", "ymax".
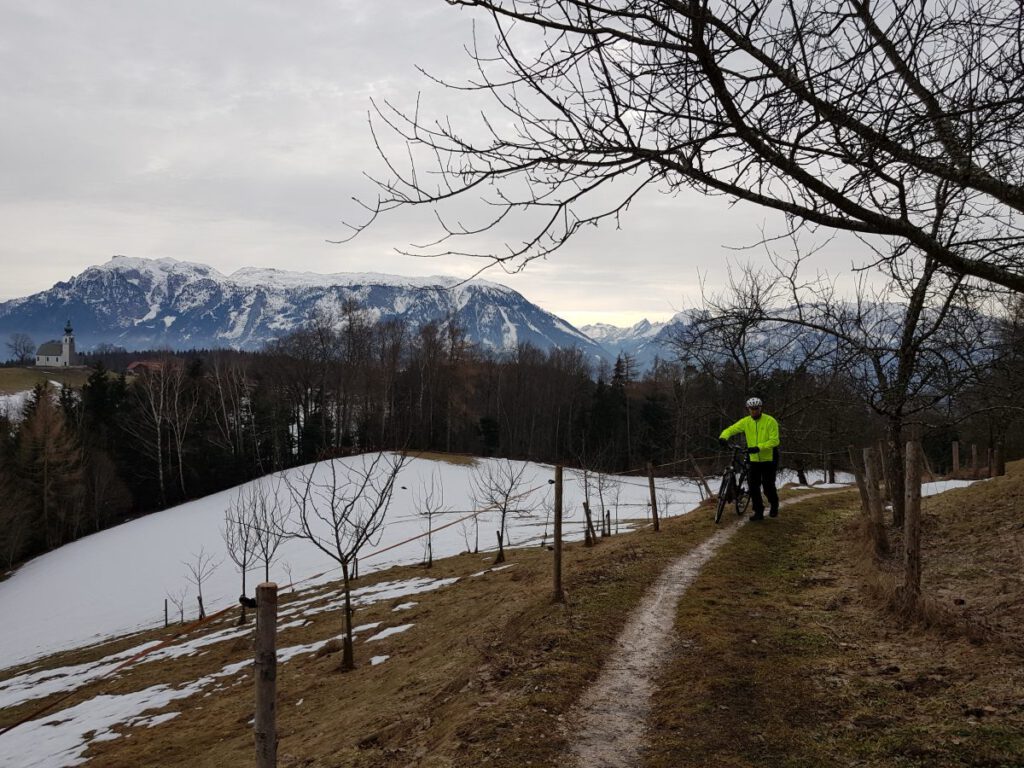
[{"xmin": 0, "ymin": 0, "xmax": 870, "ymax": 328}]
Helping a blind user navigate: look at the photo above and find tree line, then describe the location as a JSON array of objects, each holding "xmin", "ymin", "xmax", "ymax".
[{"xmin": 1, "ymin": 297, "xmax": 1021, "ymax": 569}]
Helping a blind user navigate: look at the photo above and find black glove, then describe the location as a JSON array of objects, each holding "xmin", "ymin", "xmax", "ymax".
[
  {"xmin": 719, "ymin": 438, "xmax": 728, "ymax": 448},
  {"xmin": 747, "ymin": 446, "xmax": 759, "ymax": 457}
]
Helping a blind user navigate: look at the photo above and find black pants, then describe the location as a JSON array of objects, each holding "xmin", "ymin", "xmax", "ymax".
[{"xmin": 748, "ymin": 460, "xmax": 779, "ymax": 516}]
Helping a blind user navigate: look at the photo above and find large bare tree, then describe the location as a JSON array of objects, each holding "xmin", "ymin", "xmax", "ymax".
[
  {"xmin": 352, "ymin": 1, "xmax": 1024, "ymax": 293},
  {"xmin": 6, "ymin": 333, "xmax": 35, "ymax": 365}
]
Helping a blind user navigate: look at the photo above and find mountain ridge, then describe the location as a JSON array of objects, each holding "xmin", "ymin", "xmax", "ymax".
[{"xmin": 0, "ymin": 256, "xmax": 610, "ymax": 360}]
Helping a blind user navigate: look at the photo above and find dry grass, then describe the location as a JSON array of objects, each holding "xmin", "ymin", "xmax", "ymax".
[
  {"xmin": 4, "ymin": 470, "xmax": 1022, "ymax": 767},
  {"xmin": 404, "ymin": 451, "xmax": 480, "ymax": 466},
  {"xmin": 1, "ymin": 507, "xmax": 719, "ymax": 767},
  {"xmin": 0, "ymin": 366, "xmax": 93, "ymax": 394},
  {"xmin": 644, "ymin": 464, "xmax": 1024, "ymax": 767}
]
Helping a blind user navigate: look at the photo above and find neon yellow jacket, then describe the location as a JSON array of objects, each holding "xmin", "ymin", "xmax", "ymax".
[{"xmin": 719, "ymin": 413, "xmax": 780, "ymax": 463}]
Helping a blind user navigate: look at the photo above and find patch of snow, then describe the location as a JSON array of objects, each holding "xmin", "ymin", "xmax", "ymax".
[
  {"xmin": 370, "ymin": 655, "xmax": 389, "ymax": 666},
  {"xmin": 922, "ymin": 479, "xmax": 975, "ymax": 496},
  {"xmin": 365, "ymin": 624, "xmax": 414, "ymax": 642},
  {"xmin": 0, "ymin": 639, "xmax": 161, "ymax": 709},
  {"xmin": 470, "ymin": 564, "xmax": 515, "ymax": 577},
  {"xmin": 391, "ymin": 602, "xmax": 417, "ymax": 612},
  {"xmin": 351, "ymin": 622, "xmax": 382, "ymax": 634}
]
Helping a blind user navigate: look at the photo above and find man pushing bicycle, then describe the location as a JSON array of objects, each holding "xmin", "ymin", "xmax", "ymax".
[{"xmin": 719, "ymin": 397, "xmax": 780, "ymax": 521}]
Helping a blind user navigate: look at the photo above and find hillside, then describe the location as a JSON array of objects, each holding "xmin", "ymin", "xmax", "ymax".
[
  {"xmin": 0, "ymin": 367, "xmax": 91, "ymax": 396},
  {"xmin": 0, "ymin": 463, "xmax": 1021, "ymax": 766}
]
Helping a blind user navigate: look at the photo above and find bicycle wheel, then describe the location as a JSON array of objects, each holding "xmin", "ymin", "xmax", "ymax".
[
  {"xmin": 735, "ymin": 487, "xmax": 751, "ymax": 517},
  {"xmin": 735, "ymin": 469, "xmax": 750, "ymax": 516},
  {"xmin": 715, "ymin": 473, "xmax": 733, "ymax": 523}
]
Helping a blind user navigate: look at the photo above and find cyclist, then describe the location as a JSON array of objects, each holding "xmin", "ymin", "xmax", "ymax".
[{"xmin": 718, "ymin": 397, "xmax": 780, "ymax": 521}]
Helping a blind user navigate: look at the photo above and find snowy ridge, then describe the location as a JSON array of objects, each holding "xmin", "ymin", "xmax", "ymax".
[{"xmin": 0, "ymin": 256, "xmax": 608, "ymax": 359}]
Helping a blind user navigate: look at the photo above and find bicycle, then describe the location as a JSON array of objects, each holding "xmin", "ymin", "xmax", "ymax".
[{"xmin": 714, "ymin": 439, "xmax": 752, "ymax": 523}]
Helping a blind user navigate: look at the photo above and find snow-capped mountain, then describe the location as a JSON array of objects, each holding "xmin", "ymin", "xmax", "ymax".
[
  {"xmin": 0, "ymin": 256, "xmax": 609, "ymax": 359},
  {"xmin": 581, "ymin": 319, "xmax": 670, "ymax": 366}
]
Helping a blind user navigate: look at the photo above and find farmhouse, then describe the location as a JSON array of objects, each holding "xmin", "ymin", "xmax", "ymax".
[{"xmin": 35, "ymin": 320, "xmax": 81, "ymax": 367}]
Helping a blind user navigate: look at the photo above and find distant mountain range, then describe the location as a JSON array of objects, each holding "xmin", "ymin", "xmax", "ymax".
[
  {"xmin": 0, "ymin": 256, "xmax": 651, "ymax": 362},
  {"xmin": 580, "ymin": 318, "xmax": 682, "ymax": 367}
]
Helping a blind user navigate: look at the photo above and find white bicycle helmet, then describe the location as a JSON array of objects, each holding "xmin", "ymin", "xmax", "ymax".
[{"xmin": 745, "ymin": 397, "xmax": 763, "ymax": 409}]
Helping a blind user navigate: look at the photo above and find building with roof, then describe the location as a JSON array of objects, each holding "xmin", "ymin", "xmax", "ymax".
[{"xmin": 35, "ymin": 320, "xmax": 81, "ymax": 367}]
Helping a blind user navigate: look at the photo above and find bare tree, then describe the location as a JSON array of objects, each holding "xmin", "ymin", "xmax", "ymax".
[
  {"xmin": 223, "ymin": 493, "xmax": 258, "ymax": 625},
  {"xmin": 165, "ymin": 361, "xmax": 203, "ymax": 498},
  {"xmin": 6, "ymin": 333, "xmax": 35, "ymax": 365},
  {"xmin": 241, "ymin": 477, "xmax": 289, "ymax": 582},
  {"xmin": 351, "ymin": 1, "xmax": 1024, "ymax": 294},
  {"xmin": 471, "ymin": 458, "xmax": 530, "ymax": 564},
  {"xmin": 165, "ymin": 585, "xmax": 189, "ymax": 625},
  {"xmin": 414, "ymin": 467, "xmax": 448, "ymax": 568},
  {"xmin": 286, "ymin": 452, "xmax": 407, "ymax": 671},
  {"xmin": 124, "ymin": 364, "xmax": 172, "ymax": 506},
  {"xmin": 184, "ymin": 546, "xmax": 221, "ymax": 620}
]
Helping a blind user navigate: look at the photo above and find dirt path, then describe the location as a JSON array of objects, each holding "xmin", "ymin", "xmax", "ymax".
[
  {"xmin": 566, "ymin": 517, "xmax": 743, "ymax": 767},
  {"xmin": 567, "ymin": 495, "xmax": 832, "ymax": 767}
]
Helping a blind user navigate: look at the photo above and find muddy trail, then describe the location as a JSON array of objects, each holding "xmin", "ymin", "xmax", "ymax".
[{"xmin": 566, "ymin": 495, "xmax": 832, "ymax": 767}]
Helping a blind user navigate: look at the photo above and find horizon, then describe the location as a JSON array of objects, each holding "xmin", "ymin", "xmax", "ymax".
[
  {"xmin": 0, "ymin": 2, "xmax": 877, "ymax": 330},
  {"xmin": 0, "ymin": 254, "xmax": 680, "ymax": 331}
]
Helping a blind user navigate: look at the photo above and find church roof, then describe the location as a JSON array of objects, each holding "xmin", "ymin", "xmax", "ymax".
[{"xmin": 37, "ymin": 341, "xmax": 62, "ymax": 356}]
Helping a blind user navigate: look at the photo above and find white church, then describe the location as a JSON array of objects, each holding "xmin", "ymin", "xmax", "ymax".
[{"xmin": 35, "ymin": 320, "xmax": 82, "ymax": 367}]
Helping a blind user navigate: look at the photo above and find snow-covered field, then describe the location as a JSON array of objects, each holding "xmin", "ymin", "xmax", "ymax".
[{"xmin": 0, "ymin": 455, "xmax": 702, "ymax": 670}]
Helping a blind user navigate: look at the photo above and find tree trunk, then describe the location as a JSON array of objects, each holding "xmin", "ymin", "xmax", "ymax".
[
  {"xmin": 647, "ymin": 462, "xmax": 660, "ymax": 532},
  {"xmin": 495, "ymin": 529, "xmax": 505, "ymax": 564},
  {"xmin": 848, "ymin": 446, "xmax": 870, "ymax": 517},
  {"xmin": 884, "ymin": 422, "xmax": 905, "ymax": 527},
  {"xmin": 903, "ymin": 441, "xmax": 923, "ymax": 612},
  {"xmin": 553, "ymin": 465, "xmax": 564, "ymax": 603},
  {"xmin": 341, "ymin": 562, "xmax": 354, "ymax": 671},
  {"xmin": 582, "ymin": 501, "xmax": 595, "ymax": 546},
  {"xmin": 862, "ymin": 447, "xmax": 890, "ymax": 558}
]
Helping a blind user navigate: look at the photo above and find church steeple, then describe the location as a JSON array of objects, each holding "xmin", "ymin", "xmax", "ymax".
[{"xmin": 61, "ymin": 319, "xmax": 77, "ymax": 366}]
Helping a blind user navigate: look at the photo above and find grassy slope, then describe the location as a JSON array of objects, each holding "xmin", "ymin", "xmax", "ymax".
[
  {"xmin": 2, "ymin": 504, "xmax": 721, "ymax": 768},
  {"xmin": 644, "ymin": 465, "xmax": 1024, "ymax": 767},
  {"xmin": 0, "ymin": 366, "xmax": 92, "ymax": 394},
  {"xmin": 2, "ymin": 469, "xmax": 1021, "ymax": 767}
]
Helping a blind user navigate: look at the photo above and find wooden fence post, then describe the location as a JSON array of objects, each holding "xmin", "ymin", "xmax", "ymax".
[
  {"xmin": 553, "ymin": 466, "xmax": 564, "ymax": 603},
  {"xmin": 848, "ymin": 446, "xmax": 870, "ymax": 516},
  {"xmin": 952, "ymin": 441, "xmax": 960, "ymax": 475},
  {"xmin": 862, "ymin": 447, "xmax": 890, "ymax": 558},
  {"xmin": 971, "ymin": 443, "xmax": 979, "ymax": 479},
  {"xmin": 164, "ymin": 599, "xmax": 168, "ymax": 629},
  {"xmin": 994, "ymin": 442, "xmax": 1006, "ymax": 477},
  {"xmin": 987, "ymin": 446, "xmax": 993, "ymax": 478},
  {"xmin": 903, "ymin": 442, "xmax": 923, "ymax": 611},
  {"xmin": 647, "ymin": 463, "xmax": 660, "ymax": 532},
  {"xmin": 255, "ymin": 582, "xmax": 278, "ymax": 768}
]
